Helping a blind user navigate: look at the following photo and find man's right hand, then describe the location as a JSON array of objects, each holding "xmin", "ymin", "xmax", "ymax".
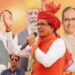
[
  {"xmin": 3, "ymin": 14, "xmax": 12, "ymax": 32},
  {"xmin": 27, "ymin": 34, "xmax": 36, "ymax": 46}
]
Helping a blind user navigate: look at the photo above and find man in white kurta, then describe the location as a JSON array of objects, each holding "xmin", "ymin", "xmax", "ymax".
[{"xmin": 62, "ymin": 7, "xmax": 75, "ymax": 72}]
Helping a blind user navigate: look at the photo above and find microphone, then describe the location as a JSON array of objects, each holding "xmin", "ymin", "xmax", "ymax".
[{"xmin": 20, "ymin": 32, "xmax": 37, "ymax": 50}]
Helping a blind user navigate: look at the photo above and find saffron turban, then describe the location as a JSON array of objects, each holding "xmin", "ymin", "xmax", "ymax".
[{"xmin": 38, "ymin": 2, "xmax": 61, "ymax": 31}]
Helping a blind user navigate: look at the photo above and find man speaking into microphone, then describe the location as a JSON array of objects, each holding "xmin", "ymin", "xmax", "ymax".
[
  {"xmin": 4, "ymin": 2, "xmax": 73, "ymax": 75},
  {"xmin": 20, "ymin": 32, "xmax": 37, "ymax": 50}
]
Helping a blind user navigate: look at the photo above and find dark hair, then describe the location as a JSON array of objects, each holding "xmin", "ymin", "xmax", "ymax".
[
  {"xmin": 0, "ymin": 10, "xmax": 12, "ymax": 20},
  {"xmin": 3, "ymin": 10, "xmax": 12, "ymax": 16},
  {"xmin": 9, "ymin": 55, "xmax": 20, "ymax": 61},
  {"xmin": 62, "ymin": 7, "xmax": 75, "ymax": 20}
]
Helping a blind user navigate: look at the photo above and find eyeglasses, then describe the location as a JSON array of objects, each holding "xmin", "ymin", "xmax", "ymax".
[
  {"xmin": 10, "ymin": 58, "xmax": 19, "ymax": 62},
  {"xmin": 36, "ymin": 22, "xmax": 50, "ymax": 26}
]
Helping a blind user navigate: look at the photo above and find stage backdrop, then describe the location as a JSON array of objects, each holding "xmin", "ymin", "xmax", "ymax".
[{"xmin": 0, "ymin": 0, "xmax": 75, "ymax": 35}]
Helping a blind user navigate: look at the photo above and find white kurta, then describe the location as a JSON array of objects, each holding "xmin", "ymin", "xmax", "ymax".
[
  {"xmin": 62, "ymin": 34, "xmax": 75, "ymax": 72},
  {"xmin": 6, "ymin": 32, "xmax": 66, "ymax": 68}
]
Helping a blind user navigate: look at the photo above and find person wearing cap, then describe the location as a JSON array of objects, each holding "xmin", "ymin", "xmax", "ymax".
[
  {"xmin": 3, "ymin": 2, "xmax": 73, "ymax": 75},
  {"xmin": 26, "ymin": 2, "xmax": 73, "ymax": 75}
]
